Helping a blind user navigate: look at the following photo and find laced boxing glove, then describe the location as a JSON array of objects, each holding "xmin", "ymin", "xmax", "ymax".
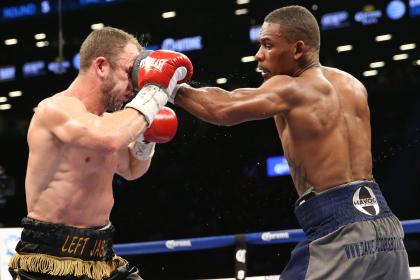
[
  {"xmin": 126, "ymin": 50, "xmax": 193, "ymax": 125},
  {"xmin": 130, "ymin": 107, "xmax": 178, "ymax": 160}
]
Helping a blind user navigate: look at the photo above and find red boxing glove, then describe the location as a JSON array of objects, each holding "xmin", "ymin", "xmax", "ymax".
[
  {"xmin": 137, "ymin": 50, "xmax": 193, "ymax": 93},
  {"xmin": 130, "ymin": 107, "xmax": 177, "ymax": 160},
  {"xmin": 126, "ymin": 50, "xmax": 193, "ymax": 125},
  {"xmin": 144, "ymin": 106, "xmax": 178, "ymax": 144},
  {"xmin": 131, "ymin": 50, "xmax": 152, "ymax": 92}
]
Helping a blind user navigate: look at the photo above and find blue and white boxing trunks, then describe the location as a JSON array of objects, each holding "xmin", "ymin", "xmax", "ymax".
[{"xmin": 280, "ymin": 180, "xmax": 410, "ymax": 280}]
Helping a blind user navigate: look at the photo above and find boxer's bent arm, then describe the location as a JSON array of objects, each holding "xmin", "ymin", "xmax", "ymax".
[
  {"xmin": 38, "ymin": 96, "xmax": 147, "ymax": 153},
  {"xmin": 175, "ymin": 75, "xmax": 300, "ymax": 126},
  {"xmin": 115, "ymin": 143, "xmax": 151, "ymax": 180}
]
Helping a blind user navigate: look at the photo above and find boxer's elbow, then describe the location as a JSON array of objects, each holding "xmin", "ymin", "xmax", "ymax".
[
  {"xmin": 124, "ymin": 160, "xmax": 151, "ymax": 181},
  {"xmin": 102, "ymin": 134, "xmax": 132, "ymax": 154},
  {"xmin": 120, "ymin": 171, "xmax": 140, "ymax": 181}
]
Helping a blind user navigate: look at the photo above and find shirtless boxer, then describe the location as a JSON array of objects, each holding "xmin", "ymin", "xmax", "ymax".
[
  {"xmin": 8, "ymin": 27, "xmax": 192, "ymax": 280},
  {"xmin": 170, "ymin": 6, "xmax": 410, "ymax": 280}
]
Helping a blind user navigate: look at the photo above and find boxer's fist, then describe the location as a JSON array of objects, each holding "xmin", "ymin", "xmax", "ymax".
[
  {"xmin": 130, "ymin": 107, "xmax": 178, "ymax": 160},
  {"xmin": 126, "ymin": 50, "xmax": 193, "ymax": 125},
  {"xmin": 144, "ymin": 106, "xmax": 178, "ymax": 144},
  {"xmin": 137, "ymin": 50, "xmax": 193, "ymax": 94}
]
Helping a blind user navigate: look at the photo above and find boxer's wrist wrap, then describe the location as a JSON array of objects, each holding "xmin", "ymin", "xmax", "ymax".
[
  {"xmin": 168, "ymin": 84, "xmax": 181, "ymax": 104},
  {"xmin": 125, "ymin": 84, "xmax": 168, "ymax": 125},
  {"xmin": 130, "ymin": 139, "xmax": 156, "ymax": 160}
]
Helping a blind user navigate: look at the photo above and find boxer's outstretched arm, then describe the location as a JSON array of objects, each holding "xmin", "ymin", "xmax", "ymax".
[
  {"xmin": 175, "ymin": 75, "xmax": 300, "ymax": 126},
  {"xmin": 37, "ymin": 95, "xmax": 148, "ymax": 153}
]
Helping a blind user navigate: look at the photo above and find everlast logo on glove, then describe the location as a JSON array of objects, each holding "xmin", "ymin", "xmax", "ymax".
[
  {"xmin": 126, "ymin": 49, "xmax": 193, "ymax": 124},
  {"xmin": 140, "ymin": 57, "xmax": 168, "ymax": 72}
]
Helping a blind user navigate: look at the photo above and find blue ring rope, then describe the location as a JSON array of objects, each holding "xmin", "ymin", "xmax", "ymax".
[{"xmin": 113, "ymin": 219, "xmax": 420, "ymax": 256}]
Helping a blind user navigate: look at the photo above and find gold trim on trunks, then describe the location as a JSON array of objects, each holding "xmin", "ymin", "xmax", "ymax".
[{"xmin": 9, "ymin": 252, "xmax": 128, "ymax": 280}]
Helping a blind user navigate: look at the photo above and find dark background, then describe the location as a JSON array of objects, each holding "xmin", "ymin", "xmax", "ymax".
[{"xmin": 0, "ymin": 0, "xmax": 419, "ymax": 279}]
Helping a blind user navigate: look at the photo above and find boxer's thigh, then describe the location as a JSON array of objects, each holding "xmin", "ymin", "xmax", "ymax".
[{"xmin": 305, "ymin": 215, "xmax": 410, "ymax": 280}]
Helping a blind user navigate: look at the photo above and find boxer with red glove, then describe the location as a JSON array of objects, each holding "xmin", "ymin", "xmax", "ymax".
[
  {"xmin": 125, "ymin": 50, "xmax": 193, "ymax": 125},
  {"xmin": 130, "ymin": 106, "xmax": 178, "ymax": 160}
]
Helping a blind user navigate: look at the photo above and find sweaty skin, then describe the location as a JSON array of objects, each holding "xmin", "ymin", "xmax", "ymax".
[
  {"xmin": 175, "ymin": 22, "xmax": 373, "ymax": 196},
  {"xmin": 25, "ymin": 43, "xmax": 151, "ymax": 228}
]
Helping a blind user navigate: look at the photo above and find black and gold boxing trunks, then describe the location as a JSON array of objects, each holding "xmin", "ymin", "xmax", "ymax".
[{"xmin": 8, "ymin": 217, "xmax": 128, "ymax": 280}]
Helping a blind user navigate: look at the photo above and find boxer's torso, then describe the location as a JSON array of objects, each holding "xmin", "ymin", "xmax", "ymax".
[
  {"xmin": 25, "ymin": 96, "xmax": 117, "ymax": 228},
  {"xmin": 274, "ymin": 66, "xmax": 373, "ymax": 195}
]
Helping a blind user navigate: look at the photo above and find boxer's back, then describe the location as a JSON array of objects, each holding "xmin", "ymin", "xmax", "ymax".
[
  {"xmin": 25, "ymin": 95, "xmax": 116, "ymax": 228},
  {"xmin": 322, "ymin": 66, "xmax": 373, "ymax": 180},
  {"xmin": 274, "ymin": 67, "xmax": 373, "ymax": 194}
]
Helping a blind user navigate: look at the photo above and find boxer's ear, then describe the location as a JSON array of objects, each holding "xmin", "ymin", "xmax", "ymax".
[{"xmin": 293, "ymin": 41, "xmax": 305, "ymax": 61}]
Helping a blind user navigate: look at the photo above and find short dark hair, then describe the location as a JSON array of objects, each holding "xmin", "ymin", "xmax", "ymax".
[
  {"xmin": 264, "ymin": 5, "xmax": 320, "ymax": 52},
  {"xmin": 79, "ymin": 27, "xmax": 142, "ymax": 71}
]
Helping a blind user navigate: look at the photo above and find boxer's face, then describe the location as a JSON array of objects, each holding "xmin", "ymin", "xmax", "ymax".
[
  {"xmin": 102, "ymin": 43, "xmax": 139, "ymax": 112},
  {"xmin": 256, "ymin": 22, "xmax": 296, "ymax": 80}
]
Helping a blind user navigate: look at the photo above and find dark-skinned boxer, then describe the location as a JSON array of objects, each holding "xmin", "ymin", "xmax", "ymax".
[{"xmin": 9, "ymin": 27, "xmax": 192, "ymax": 280}]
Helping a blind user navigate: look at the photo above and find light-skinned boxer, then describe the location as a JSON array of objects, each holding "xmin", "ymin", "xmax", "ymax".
[{"xmin": 9, "ymin": 27, "xmax": 192, "ymax": 280}]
